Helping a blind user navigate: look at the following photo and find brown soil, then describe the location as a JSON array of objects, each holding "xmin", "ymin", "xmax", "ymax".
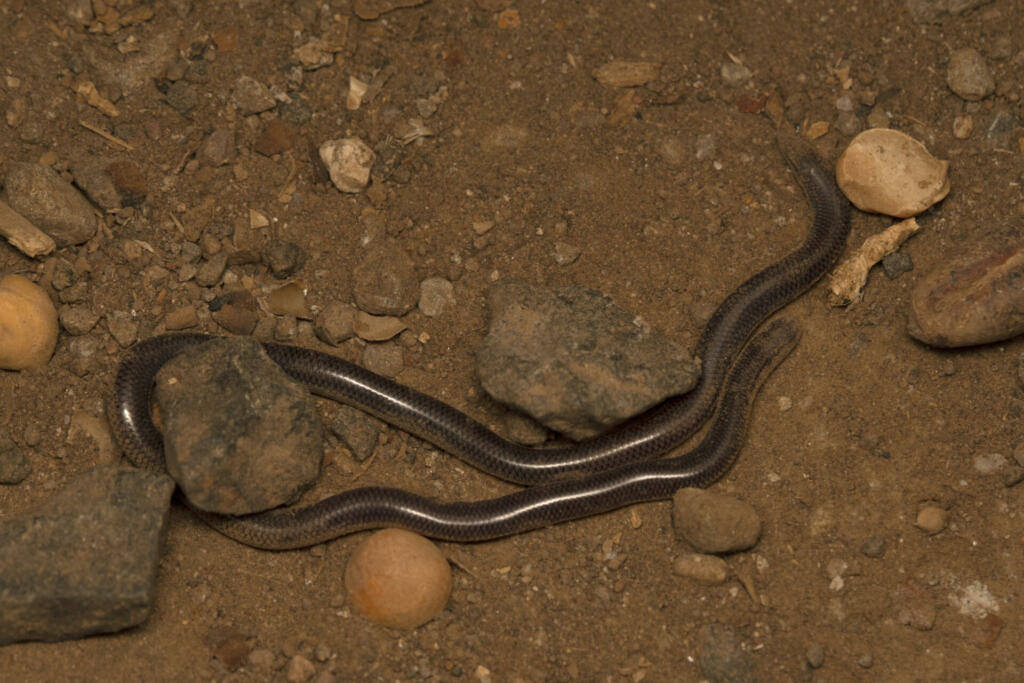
[{"xmin": 1, "ymin": 1, "xmax": 1022, "ymax": 680}]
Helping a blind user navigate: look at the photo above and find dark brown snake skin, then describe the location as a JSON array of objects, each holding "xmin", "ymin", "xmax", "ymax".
[{"xmin": 109, "ymin": 131, "xmax": 850, "ymax": 548}]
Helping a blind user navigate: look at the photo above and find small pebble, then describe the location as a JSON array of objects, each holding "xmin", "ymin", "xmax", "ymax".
[
  {"xmin": 345, "ymin": 529, "xmax": 452, "ymax": 629},
  {"xmin": 946, "ymin": 48, "xmax": 995, "ymax": 101},
  {"xmin": 860, "ymin": 535, "xmax": 886, "ymax": 558},
  {"xmin": 353, "ymin": 243, "xmax": 419, "ymax": 316},
  {"xmin": 805, "ymin": 642, "xmax": 825, "ymax": 669},
  {"xmin": 210, "ymin": 290, "xmax": 260, "ymax": 335},
  {"xmin": 695, "ymin": 133, "xmax": 716, "ymax": 160},
  {"xmin": 286, "ymin": 654, "xmax": 316, "ymax": 682},
  {"xmin": 698, "ymin": 624, "xmax": 757, "ymax": 682},
  {"xmin": 362, "ymin": 342, "xmax": 404, "ymax": 377},
  {"xmin": 353, "ymin": 312, "xmax": 406, "ymax": 342},
  {"xmin": 952, "ymin": 114, "xmax": 974, "ymax": 139},
  {"xmin": 248, "ymin": 648, "xmax": 275, "ymax": 669},
  {"xmin": 320, "ymin": 138, "xmax": 375, "ymax": 193},
  {"xmin": 165, "ymin": 80, "xmax": 198, "ymax": 114},
  {"xmin": 195, "ymin": 253, "xmax": 228, "ymax": 287},
  {"xmin": 315, "ymin": 302, "xmax": 357, "ymax": 345},
  {"xmin": 59, "ymin": 304, "xmax": 100, "ymax": 336},
  {"xmin": 232, "ymin": 75, "xmax": 276, "ymax": 115},
  {"xmin": 592, "ymin": 60, "xmax": 660, "ymax": 87},
  {"xmin": 105, "ymin": 310, "xmax": 139, "ymax": 348},
  {"xmin": 0, "ymin": 431, "xmax": 31, "ymax": 484},
  {"xmin": 659, "ymin": 136, "xmax": 687, "ymax": 165},
  {"xmin": 274, "ymin": 314, "xmax": 299, "ymax": 342},
  {"xmin": 267, "ymin": 283, "xmax": 312, "ymax": 320},
  {"xmin": 881, "ymin": 251, "xmax": 913, "ymax": 279},
  {"xmin": 264, "ymin": 241, "xmax": 306, "ymax": 279},
  {"xmin": 106, "ymin": 161, "xmax": 147, "ymax": 205},
  {"xmin": 672, "ymin": 488, "xmax": 761, "ymax": 553},
  {"xmin": 196, "ymin": 129, "xmax": 236, "ymax": 168},
  {"xmin": 418, "ymin": 277, "xmax": 455, "ymax": 318},
  {"xmin": 1002, "ymin": 466, "xmax": 1024, "ymax": 488},
  {"xmin": 672, "ymin": 553, "xmax": 728, "ymax": 584},
  {"xmin": 255, "ymin": 120, "xmax": 297, "ymax": 156},
  {"xmin": 553, "ymin": 242, "xmax": 581, "ymax": 265},
  {"xmin": 893, "ymin": 579, "xmax": 936, "ymax": 630},
  {"xmin": 857, "ymin": 653, "xmax": 874, "ymax": 668},
  {"xmin": 915, "ymin": 505, "xmax": 948, "ymax": 534},
  {"xmin": 164, "ymin": 306, "xmax": 198, "ymax": 330},
  {"xmin": 835, "ymin": 111, "xmax": 864, "ymax": 137},
  {"xmin": 972, "ymin": 452, "xmax": 1006, "ymax": 474},
  {"xmin": 720, "ymin": 61, "xmax": 752, "ymax": 86}
]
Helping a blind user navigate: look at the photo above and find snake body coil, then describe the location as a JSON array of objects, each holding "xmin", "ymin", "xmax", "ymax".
[{"xmin": 109, "ymin": 132, "xmax": 850, "ymax": 547}]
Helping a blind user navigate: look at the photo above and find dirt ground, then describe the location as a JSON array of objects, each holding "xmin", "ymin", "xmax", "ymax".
[{"xmin": 1, "ymin": 0, "xmax": 1022, "ymax": 680}]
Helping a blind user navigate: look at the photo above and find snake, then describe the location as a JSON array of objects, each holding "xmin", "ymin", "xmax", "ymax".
[{"xmin": 108, "ymin": 130, "xmax": 850, "ymax": 547}]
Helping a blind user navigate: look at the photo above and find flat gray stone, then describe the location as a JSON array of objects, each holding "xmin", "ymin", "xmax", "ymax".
[
  {"xmin": 698, "ymin": 623, "xmax": 758, "ymax": 683},
  {"xmin": 0, "ymin": 464, "xmax": 174, "ymax": 645},
  {"xmin": 476, "ymin": 280, "xmax": 700, "ymax": 439},
  {"xmin": 154, "ymin": 336, "xmax": 323, "ymax": 515}
]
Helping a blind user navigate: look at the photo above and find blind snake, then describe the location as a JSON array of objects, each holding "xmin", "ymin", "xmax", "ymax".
[{"xmin": 108, "ymin": 130, "xmax": 850, "ymax": 547}]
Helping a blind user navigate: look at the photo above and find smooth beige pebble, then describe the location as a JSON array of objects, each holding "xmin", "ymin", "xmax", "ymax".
[
  {"xmin": 345, "ymin": 528, "xmax": 452, "ymax": 629},
  {"xmin": 836, "ymin": 128, "xmax": 950, "ymax": 218},
  {"xmin": 0, "ymin": 273, "xmax": 58, "ymax": 370}
]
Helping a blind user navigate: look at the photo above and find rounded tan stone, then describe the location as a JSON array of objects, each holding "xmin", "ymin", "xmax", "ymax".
[
  {"xmin": 0, "ymin": 274, "xmax": 58, "ymax": 369},
  {"xmin": 836, "ymin": 129, "xmax": 950, "ymax": 218}
]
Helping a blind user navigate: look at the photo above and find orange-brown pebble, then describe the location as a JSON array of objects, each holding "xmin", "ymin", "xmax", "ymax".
[
  {"xmin": 915, "ymin": 505, "xmax": 949, "ymax": 535},
  {"xmin": 0, "ymin": 274, "xmax": 58, "ymax": 369},
  {"xmin": 345, "ymin": 528, "xmax": 452, "ymax": 629}
]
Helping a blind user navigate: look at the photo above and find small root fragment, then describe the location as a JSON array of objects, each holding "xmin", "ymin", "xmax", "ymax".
[{"xmin": 828, "ymin": 218, "xmax": 920, "ymax": 306}]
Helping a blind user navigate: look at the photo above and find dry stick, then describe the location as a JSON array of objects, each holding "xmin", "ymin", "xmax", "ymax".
[
  {"xmin": 828, "ymin": 218, "xmax": 921, "ymax": 306},
  {"xmin": 79, "ymin": 120, "xmax": 135, "ymax": 150},
  {"xmin": 0, "ymin": 200, "xmax": 55, "ymax": 258}
]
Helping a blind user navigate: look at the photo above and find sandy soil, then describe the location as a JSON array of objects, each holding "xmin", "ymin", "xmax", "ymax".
[{"xmin": 1, "ymin": 0, "xmax": 1021, "ymax": 680}]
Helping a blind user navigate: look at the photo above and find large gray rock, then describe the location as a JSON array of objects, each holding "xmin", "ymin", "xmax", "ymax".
[
  {"xmin": 0, "ymin": 465, "xmax": 174, "ymax": 645},
  {"xmin": 908, "ymin": 241, "xmax": 1024, "ymax": 347},
  {"xmin": 3, "ymin": 162, "xmax": 97, "ymax": 247},
  {"xmin": 154, "ymin": 336, "xmax": 323, "ymax": 515},
  {"xmin": 477, "ymin": 280, "xmax": 700, "ymax": 439}
]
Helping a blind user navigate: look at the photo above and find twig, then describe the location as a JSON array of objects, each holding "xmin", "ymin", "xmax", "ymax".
[
  {"xmin": 0, "ymin": 200, "xmax": 55, "ymax": 258},
  {"xmin": 79, "ymin": 120, "xmax": 134, "ymax": 150}
]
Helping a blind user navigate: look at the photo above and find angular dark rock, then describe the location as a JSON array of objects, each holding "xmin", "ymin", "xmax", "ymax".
[
  {"xmin": 329, "ymin": 404, "xmax": 385, "ymax": 462},
  {"xmin": 0, "ymin": 464, "xmax": 174, "ymax": 645},
  {"xmin": 698, "ymin": 623, "xmax": 758, "ymax": 683},
  {"xmin": 476, "ymin": 279, "xmax": 700, "ymax": 439},
  {"xmin": 154, "ymin": 336, "xmax": 323, "ymax": 515}
]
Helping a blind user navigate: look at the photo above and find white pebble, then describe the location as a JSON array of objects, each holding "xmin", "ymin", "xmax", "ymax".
[{"xmin": 319, "ymin": 137, "xmax": 375, "ymax": 193}]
